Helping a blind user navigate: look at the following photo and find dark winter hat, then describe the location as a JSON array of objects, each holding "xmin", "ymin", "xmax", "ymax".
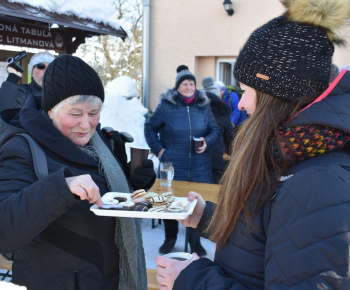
[
  {"xmin": 234, "ymin": 0, "xmax": 350, "ymax": 103},
  {"xmin": 175, "ymin": 65, "xmax": 196, "ymax": 89},
  {"xmin": 41, "ymin": 54, "xmax": 104, "ymax": 112}
]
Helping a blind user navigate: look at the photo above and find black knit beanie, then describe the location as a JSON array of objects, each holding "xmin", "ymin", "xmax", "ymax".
[
  {"xmin": 234, "ymin": 0, "xmax": 349, "ymax": 103},
  {"xmin": 41, "ymin": 54, "xmax": 105, "ymax": 112},
  {"xmin": 175, "ymin": 65, "xmax": 196, "ymax": 89}
]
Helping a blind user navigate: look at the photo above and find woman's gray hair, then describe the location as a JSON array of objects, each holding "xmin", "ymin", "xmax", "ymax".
[{"xmin": 52, "ymin": 95, "xmax": 102, "ymax": 114}]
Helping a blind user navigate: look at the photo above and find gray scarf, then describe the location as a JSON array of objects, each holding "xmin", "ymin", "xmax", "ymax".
[{"xmin": 81, "ymin": 132, "xmax": 147, "ymax": 290}]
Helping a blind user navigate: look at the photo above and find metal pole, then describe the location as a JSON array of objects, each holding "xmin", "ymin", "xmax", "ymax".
[{"xmin": 142, "ymin": 0, "xmax": 150, "ymax": 109}]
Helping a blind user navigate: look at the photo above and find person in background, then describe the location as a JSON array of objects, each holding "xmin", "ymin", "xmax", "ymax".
[
  {"xmin": 0, "ymin": 51, "xmax": 55, "ymax": 111},
  {"xmin": 216, "ymin": 80, "xmax": 247, "ymax": 127},
  {"xmin": 145, "ymin": 65, "xmax": 219, "ymax": 256},
  {"xmin": 329, "ymin": 63, "xmax": 340, "ymax": 84},
  {"xmin": 156, "ymin": 0, "xmax": 350, "ymax": 288},
  {"xmin": 201, "ymin": 76, "xmax": 233, "ymax": 183},
  {"xmin": 0, "ymin": 55, "xmax": 155, "ymax": 290}
]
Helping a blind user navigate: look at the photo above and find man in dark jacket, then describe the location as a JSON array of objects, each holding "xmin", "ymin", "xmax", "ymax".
[{"xmin": 0, "ymin": 51, "xmax": 55, "ymax": 111}]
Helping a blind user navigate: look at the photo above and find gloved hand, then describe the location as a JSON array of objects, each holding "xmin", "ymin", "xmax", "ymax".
[
  {"xmin": 7, "ymin": 63, "xmax": 24, "ymax": 76},
  {"xmin": 129, "ymin": 159, "xmax": 156, "ymax": 191}
]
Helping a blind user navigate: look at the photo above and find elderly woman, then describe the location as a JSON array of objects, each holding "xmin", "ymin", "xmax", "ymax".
[
  {"xmin": 144, "ymin": 65, "xmax": 219, "ymax": 256},
  {"xmin": 0, "ymin": 55, "xmax": 155, "ymax": 290},
  {"xmin": 156, "ymin": 0, "xmax": 350, "ymax": 289}
]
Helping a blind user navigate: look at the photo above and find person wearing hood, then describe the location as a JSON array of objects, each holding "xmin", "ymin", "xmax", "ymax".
[
  {"xmin": 0, "ymin": 51, "xmax": 55, "ymax": 112},
  {"xmin": 156, "ymin": 0, "xmax": 350, "ymax": 289},
  {"xmin": 144, "ymin": 65, "xmax": 219, "ymax": 256},
  {"xmin": 201, "ymin": 76, "xmax": 233, "ymax": 183},
  {"xmin": 0, "ymin": 54, "xmax": 156, "ymax": 290}
]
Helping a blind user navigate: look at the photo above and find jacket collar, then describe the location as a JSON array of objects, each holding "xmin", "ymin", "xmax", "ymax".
[{"xmin": 160, "ymin": 88, "xmax": 210, "ymax": 107}]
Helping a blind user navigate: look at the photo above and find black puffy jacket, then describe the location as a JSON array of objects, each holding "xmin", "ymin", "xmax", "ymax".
[
  {"xmin": 0, "ymin": 95, "xmax": 129, "ymax": 290},
  {"xmin": 174, "ymin": 71, "xmax": 350, "ymax": 289},
  {"xmin": 144, "ymin": 88, "xmax": 219, "ymax": 182},
  {"xmin": 0, "ymin": 74, "xmax": 41, "ymax": 111}
]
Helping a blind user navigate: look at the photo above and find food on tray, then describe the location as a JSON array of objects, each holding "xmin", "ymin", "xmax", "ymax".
[
  {"xmin": 134, "ymin": 201, "xmax": 152, "ymax": 211},
  {"xmin": 114, "ymin": 197, "xmax": 127, "ymax": 203},
  {"xmin": 161, "ymin": 192, "xmax": 175, "ymax": 203},
  {"xmin": 144, "ymin": 192, "xmax": 158, "ymax": 201},
  {"xmin": 100, "ymin": 190, "xmax": 191, "ymax": 214},
  {"xmin": 104, "ymin": 199, "xmax": 119, "ymax": 205},
  {"xmin": 131, "ymin": 189, "xmax": 147, "ymax": 199},
  {"xmin": 119, "ymin": 201, "xmax": 135, "ymax": 209},
  {"xmin": 168, "ymin": 206, "xmax": 184, "ymax": 213},
  {"xmin": 148, "ymin": 207, "xmax": 165, "ymax": 213}
]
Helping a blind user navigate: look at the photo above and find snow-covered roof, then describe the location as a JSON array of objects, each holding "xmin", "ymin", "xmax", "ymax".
[{"xmin": 0, "ymin": 0, "xmax": 127, "ymax": 40}]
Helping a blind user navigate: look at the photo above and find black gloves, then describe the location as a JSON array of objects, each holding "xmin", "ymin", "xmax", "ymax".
[{"xmin": 129, "ymin": 159, "xmax": 156, "ymax": 191}]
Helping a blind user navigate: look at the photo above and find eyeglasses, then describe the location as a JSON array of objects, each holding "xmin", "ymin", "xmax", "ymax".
[{"xmin": 35, "ymin": 63, "xmax": 47, "ymax": 70}]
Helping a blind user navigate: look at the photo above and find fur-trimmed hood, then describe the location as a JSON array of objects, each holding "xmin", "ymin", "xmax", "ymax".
[{"xmin": 160, "ymin": 88, "xmax": 210, "ymax": 107}]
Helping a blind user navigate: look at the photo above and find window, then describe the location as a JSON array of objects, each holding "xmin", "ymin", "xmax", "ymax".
[{"xmin": 216, "ymin": 58, "xmax": 237, "ymax": 86}]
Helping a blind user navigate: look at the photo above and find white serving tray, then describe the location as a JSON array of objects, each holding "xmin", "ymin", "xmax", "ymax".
[{"xmin": 90, "ymin": 192, "xmax": 197, "ymax": 220}]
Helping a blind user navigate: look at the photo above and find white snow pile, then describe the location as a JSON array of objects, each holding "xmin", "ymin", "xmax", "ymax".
[
  {"xmin": 8, "ymin": 0, "xmax": 121, "ymax": 29},
  {"xmin": 100, "ymin": 76, "xmax": 150, "ymax": 161}
]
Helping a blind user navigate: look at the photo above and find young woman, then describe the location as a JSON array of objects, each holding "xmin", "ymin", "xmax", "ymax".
[{"xmin": 156, "ymin": 0, "xmax": 350, "ymax": 288}]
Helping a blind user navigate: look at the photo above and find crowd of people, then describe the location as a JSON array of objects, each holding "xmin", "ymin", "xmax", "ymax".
[{"xmin": 1, "ymin": 0, "xmax": 350, "ymax": 289}]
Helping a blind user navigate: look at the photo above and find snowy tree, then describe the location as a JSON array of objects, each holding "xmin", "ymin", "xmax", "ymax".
[{"xmin": 75, "ymin": 0, "xmax": 143, "ymax": 91}]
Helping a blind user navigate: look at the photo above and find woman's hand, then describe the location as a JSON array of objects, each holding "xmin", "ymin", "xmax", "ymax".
[
  {"xmin": 156, "ymin": 253, "xmax": 200, "ymax": 289},
  {"xmin": 65, "ymin": 174, "xmax": 102, "ymax": 207},
  {"xmin": 195, "ymin": 137, "xmax": 207, "ymax": 154},
  {"xmin": 158, "ymin": 148, "xmax": 165, "ymax": 159},
  {"xmin": 180, "ymin": 191, "xmax": 206, "ymax": 228}
]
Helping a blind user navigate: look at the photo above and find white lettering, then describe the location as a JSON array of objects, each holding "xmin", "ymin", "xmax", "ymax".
[
  {"xmin": 12, "ymin": 24, "xmax": 18, "ymax": 33},
  {"xmin": 0, "ymin": 35, "xmax": 2, "ymax": 42}
]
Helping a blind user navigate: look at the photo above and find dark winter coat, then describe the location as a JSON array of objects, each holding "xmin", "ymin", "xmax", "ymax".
[
  {"xmin": 206, "ymin": 92, "xmax": 233, "ymax": 172},
  {"xmin": 0, "ymin": 95, "xmax": 126, "ymax": 290},
  {"xmin": 174, "ymin": 71, "xmax": 350, "ymax": 289},
  {"xmin": 144, "ymin": 88, "xmax": 219, "ymax": 183},
  {"xmin": 0, "ymin": 74, "xmax": 42, "ymax": 111}
]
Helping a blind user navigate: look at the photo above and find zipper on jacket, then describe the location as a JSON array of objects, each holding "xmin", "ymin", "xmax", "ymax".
[
  {"xmin": 74, "ymin": 270, "xmax": 80, "ymax": 290},
  {"xmin": 187, "ymin": 106, "xmax": 192, "ymax": 180}
]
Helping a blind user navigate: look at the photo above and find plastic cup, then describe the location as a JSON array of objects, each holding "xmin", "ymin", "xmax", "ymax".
[{"xmin": 160, "ymin": 162, "xmax": 174, "ymax": 187}]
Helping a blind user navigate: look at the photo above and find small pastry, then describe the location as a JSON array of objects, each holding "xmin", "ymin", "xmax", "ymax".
[
  {"xmin": 134, "ymin": 201, "xmax": 152, "ymax": 211},
  {"xmin": 172, "ymin": 199, "xmax": 190, "ymax": 210},
  {"xmin": 148, "ymin": 207, "xmax": 165, "ymax": 213},
  {"xmin": 114, "ymin": 197, "xmax": 127, "ymax": 203},
  {"xmin": 104, "ymin": 199, "xmax": 119, "ymax": 205},
  {"xmin": 145, "ymin": 192, "xmax": 158, "ymax": 201},
  {"xmin": 131, "ymin": 189, "xmax": 147, "ymax": 199},
  {"xmin": 150, "ymin": 195, "xmax": 167, "ymax": 205},
  {"xmin": 161, "ymin": 192, "xmax": 175, "ymax": 203},
  {"xmin": 119, "ymin": 201, "xmax": 135, "ymax": 209}
]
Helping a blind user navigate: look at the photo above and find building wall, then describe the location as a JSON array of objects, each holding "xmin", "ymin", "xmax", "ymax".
[{"xmin": 148, "ymin": 0, "xmax": 350, "ymax": 109}]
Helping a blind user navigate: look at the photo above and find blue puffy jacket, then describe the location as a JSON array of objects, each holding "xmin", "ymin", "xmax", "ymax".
[{"xmin": 144, "ymin": 88, "xmax": 219, "ymax": 183}]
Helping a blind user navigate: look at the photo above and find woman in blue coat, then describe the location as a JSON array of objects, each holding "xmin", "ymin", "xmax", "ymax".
[
  {"xmin": 144, "ymin": 65, "xmax": 219, "ymax": 256},
  {"xmin": 155, "ymin": 0, "xmax": 350, "ymax": 289}
]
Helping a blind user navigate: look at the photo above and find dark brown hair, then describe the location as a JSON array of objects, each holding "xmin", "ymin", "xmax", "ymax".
[{"xmin": 207, "ymin": 90, "xmax": 313, "ymax": 247}]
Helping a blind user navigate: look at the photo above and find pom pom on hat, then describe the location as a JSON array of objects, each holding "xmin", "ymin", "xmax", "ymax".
[{"xmin": 175, "ymin": 65, "xmax": 196, "ymax": 89}]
